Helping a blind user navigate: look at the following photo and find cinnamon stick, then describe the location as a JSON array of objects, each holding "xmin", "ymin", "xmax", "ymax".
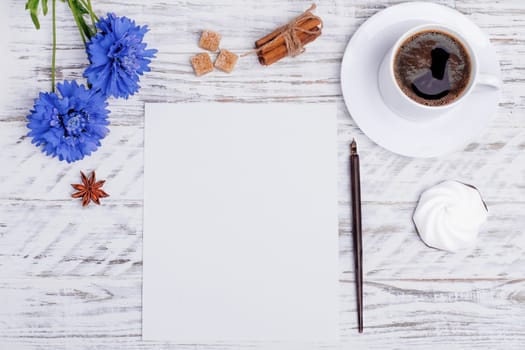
[
  {"xmin": 255, "ymin": 17, "xmax": 321, "ymax": 49},
  {"xmin": 256, "ymin": 18, "xmax": 322, "ymax": 56},
  {"xmin": 250, "ymin": 4, "xmax": 323, "ymax": 66},
  {"xmin": 255, "ymin": 24, "xmax": 287, "ymax": 49},
  {"xmin": 258, "ymin": 28, "xmax": 321, "ymax": 66}
]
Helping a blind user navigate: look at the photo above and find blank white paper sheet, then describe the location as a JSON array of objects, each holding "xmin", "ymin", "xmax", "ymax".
[{"xmin": 143, "ymin": 103, "xmax": 339, "ymax": 343}]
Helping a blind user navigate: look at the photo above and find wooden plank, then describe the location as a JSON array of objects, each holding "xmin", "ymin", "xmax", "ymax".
[
  {"xmin": 0, "ymin": 201, "xmax": 523, "ymax": 281},
  {"xmin": 1, "ymin": 120, "xmax": 525, "ymax": 203},
  {"xmin": 0, "ymin": 277, "xmax": 523, "ymax": 348}
]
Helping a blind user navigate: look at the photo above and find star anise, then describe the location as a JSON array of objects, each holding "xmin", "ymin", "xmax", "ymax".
[{"xmin": 71, "ymin": 171, "xmax": 109, "ymax": 206}]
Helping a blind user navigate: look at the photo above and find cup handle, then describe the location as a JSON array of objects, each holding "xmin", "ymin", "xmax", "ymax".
[{"xmin": 476, "ymin": 74, "xmax": 502, "ymax": 90}]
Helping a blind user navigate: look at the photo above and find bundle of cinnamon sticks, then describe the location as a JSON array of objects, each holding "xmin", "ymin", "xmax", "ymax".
[{"xmin": 254, "ymin": 5, "xmax": 323, "ymax": 66}]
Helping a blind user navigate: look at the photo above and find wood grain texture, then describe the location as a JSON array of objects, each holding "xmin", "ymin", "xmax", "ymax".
[{"xmin": 0, "ymin": 0, "xmax": 524, "ymax": 349}]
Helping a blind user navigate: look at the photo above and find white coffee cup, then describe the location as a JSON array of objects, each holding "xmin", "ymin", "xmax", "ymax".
[{"xmin": 378, "ymin": 24, "xmax": 501, "ymax": 121}]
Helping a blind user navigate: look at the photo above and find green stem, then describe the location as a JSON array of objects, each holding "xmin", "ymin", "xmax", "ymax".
[
  {"xmin": 68, "ymin": 0, "xmax": 87, "ymax": 47},
  {"xmin": 86, "ymin": 0, "xmax": 99, "ymax": 26},
  {"xmin": 51, "ymin": 0, "xmax": 56, "ymax": 92},
  {"xmin": 78, "ymin": 0, "xmax": 98, "ymax": 30}
]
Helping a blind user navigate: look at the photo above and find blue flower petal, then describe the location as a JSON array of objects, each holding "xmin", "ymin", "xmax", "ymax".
[
  {"xmin": 84, "ymin": 13, "xmax": 157, "ymax": 99},
  {"xmin": 26, "ymin": 80, "xmax": 110, "ymax": 163}
]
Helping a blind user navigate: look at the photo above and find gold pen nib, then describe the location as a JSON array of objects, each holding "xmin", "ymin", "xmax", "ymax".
[{"xmin": 350, "ymin": 138, "xmax": 357, "ymax": 155}]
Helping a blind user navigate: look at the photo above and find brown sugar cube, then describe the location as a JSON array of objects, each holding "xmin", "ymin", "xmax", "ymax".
[
  {"xmin": 199, "ymin": 30, "xmax": 221, "ymax": 52},
  {"xmin": 214, "ymin": 49, "xmax": 239, "ymax": 73},
  {"xmin": 190, "ymin": 53, "xmax": 213, "ymax": 77}
]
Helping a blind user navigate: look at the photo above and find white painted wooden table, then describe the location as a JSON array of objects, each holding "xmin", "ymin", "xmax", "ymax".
[{"xmin": 0, "ymin": 0, "xmax": 524, "ymax": 349}]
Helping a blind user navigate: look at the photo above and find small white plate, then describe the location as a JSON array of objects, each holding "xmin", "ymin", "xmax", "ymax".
[{"xmin": 340, "ymin": 1, "xmax": 502, "ymax": 158}]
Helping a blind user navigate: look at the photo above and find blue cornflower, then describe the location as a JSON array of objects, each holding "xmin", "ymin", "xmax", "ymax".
[
  {"xmin": 27, "ymin": 80, "xmax": 110, "ymax": 163},
  {"xmin": 84, "ymin": 13, "xmax": 157, "ymax": 99}
]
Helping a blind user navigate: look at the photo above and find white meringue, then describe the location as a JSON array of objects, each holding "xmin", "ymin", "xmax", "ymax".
[{"xmin": 413, "ymin": 180, "xmax": 488, "ymax": 252}]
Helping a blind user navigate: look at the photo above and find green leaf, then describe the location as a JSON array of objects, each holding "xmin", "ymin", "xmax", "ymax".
[
  {"xmin": 67, "ymin": 0, "xmax": 96, "ymax": 41},
  {"xmin": 25, "ymin": 0, "xmax": 39, "ymax": 29},
  {"xmin": 77, "ymin": 14, "xmax": 94, "ymax": 38},
  {"xmin": 29, "ymin": 12, "xmax": 40, "ymax": 30},
  {"xmin": 25, "ymin": 0, "xmax": 38, "ymax": 11},
  {"xmin": 25, "ymin": 0, "xmax": 50, "ymax": 30},
  {"xmin": 70, "ymin": 0, "xmax": 88, "ymax": 14}
]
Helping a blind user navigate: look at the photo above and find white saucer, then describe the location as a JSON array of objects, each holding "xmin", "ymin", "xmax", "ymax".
[{"xmin": 340, "ymin": 2, "xmax": 502, "ymax": 158}]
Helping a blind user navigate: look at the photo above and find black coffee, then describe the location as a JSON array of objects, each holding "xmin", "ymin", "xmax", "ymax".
[{"xmin": 394, "ymin": 30, "xmax": 471, "ymax": 106}]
